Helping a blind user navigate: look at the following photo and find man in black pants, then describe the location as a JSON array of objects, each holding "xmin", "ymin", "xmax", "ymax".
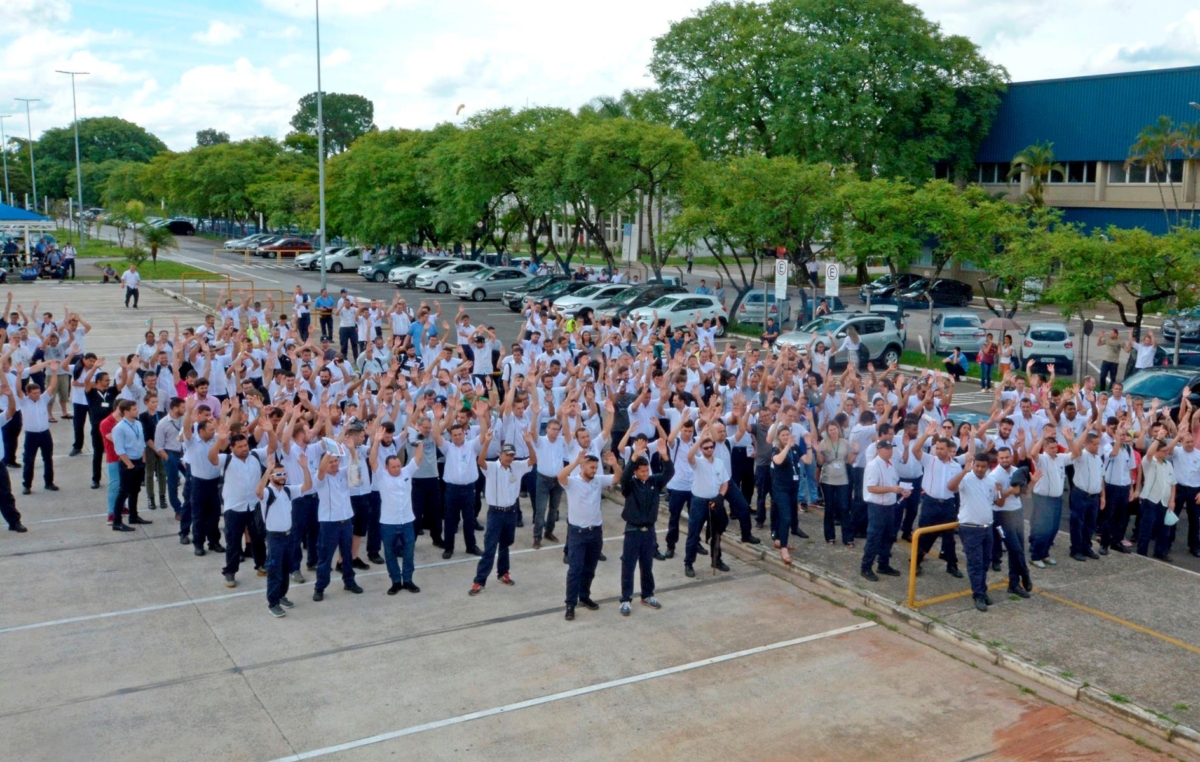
[
  {"xmin": 0, "ymin": 377, "xmax": 24, "ymax": 532},
  {"xmin": 559, "ymin": 449, "xmax": 620, "ymax": 621},
  {"xmin": 618, "ymin": 437, "xmax": 673, "ymax": 616},
  {"xmin": 911, "ymin": 423, "xmax": 964, "ymax": 578},
  {"xmin": 111, "ymin": 400, "xmax": 150, "ymax": 530},
  {"xmin": 69, "ymin": 353, "xmax": 99, "ymax": 456},
  {"xmin": 86, "ymin": 370, "xmax": 117, "ymax": 489},
  {"xmin": 17, "ymin": 367, "xmax": 59, "ymax": 495}
]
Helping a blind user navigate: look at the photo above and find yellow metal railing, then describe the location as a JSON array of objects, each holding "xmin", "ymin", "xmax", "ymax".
[
  {"xmin": 213, "ymin": 247, "xmax": 311, "ymax": 265},
  {"xmin": 906, "ymin": 521, "xmax": 959, "ymax": 608}
]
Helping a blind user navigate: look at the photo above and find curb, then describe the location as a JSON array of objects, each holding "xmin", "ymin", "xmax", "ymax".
[{"xmin": 150, "ymin": 285, "xmax": 218, "ymax": 317}]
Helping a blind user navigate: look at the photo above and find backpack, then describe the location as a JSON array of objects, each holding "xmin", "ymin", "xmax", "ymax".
[
  {"xmin": 221, "ymin": 451, "xmax": 266, "ymax": 530},
  {"xmin": 254, "ymin": 484, "xmax": 292, "ymax": 536}
]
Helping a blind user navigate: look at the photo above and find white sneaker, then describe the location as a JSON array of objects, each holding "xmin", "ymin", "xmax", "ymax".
[
  {"xmin": 1032, "ymin": 560, "xmax": 1046, "ymax": 569},
  {"xmin": 290, "ymin": 571, "xmax": 305, "ymax": 584},
  {"xmin": 620, "ymin": 602, "xmax": 631, "ymax": 617},
  {"xmin": 641, "ymin": 596, "xmax": 662, "ymax": 610},
  {"xmin": 1045, "ymin": 557, "xmax": 1057, "ymax": 566}
]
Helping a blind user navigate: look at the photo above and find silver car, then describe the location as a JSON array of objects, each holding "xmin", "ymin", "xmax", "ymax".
[
  {"xmin": 737, "ymin": 292, "xmax": 791, "ymax": 325},
  {"xmin": 451, "ymin": 268, "xmax": 531, "ymax": 301},
  {"xmin": 932, "ymin": 311, "xmax": 986, "ymax": 354},
  {"xmin": 775, "ymin": 312, "xmax": 905, "ymax": 368},
  {"xmin": 416, "ymin": 260, "xmax": 489, "ymax": 293}
]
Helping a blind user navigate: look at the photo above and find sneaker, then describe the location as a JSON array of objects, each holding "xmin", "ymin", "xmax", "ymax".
[
  {"xmin": 1085, "ymin": 549, "xmax": 1100, "ymax": 560},
  {"xmin": 313, "ymin": 590, "xmax": 325, "ymax": 602},
  {"xmin": 684, "ymin": 564, "xmax": 696, "ymax": 578},
  {"xmin": 580, "ymin": 597, "xmax": 599, "ymax": 611},
  {"xmin": 564, "ymin": 606, "xmax": 575, "ymax": 621},
  {"xmin": 653, "ymin": 550, "xmax": 667, "ymax": 561},
  {"xmin": 179, "ymin": 535, "xmax": 190, "ymax": 545},
  {"xmin": 306, "ymin": 562, "xmax": 317, "ymax": 571},
  {"xmin": 21, "ymin": 487, "xmax": 30, "ymax": 495},
  {"xmin": 1032, "ymin": 559, "xmax": 1046, "ymax": 569},
  {"xmin": 387, "ymin": 583, "xmax": 403, "ymax": 595},
  {"xmin": 269, "ymin": 605, "xmax": 286, "ymax": 618},
  {"xmin": 256, "ymin": 567, "xmax": 267, "ymax": 577},
  {"xmin": 620, "ymin": 602, "xmax": 632, "ymax": 617},
  {"xmin": 194, "ymin": 547, "xmax": 206, "ymax": 556},
  {"xmin": 469, "ymin": 583, "xmax": 484, "ymax": 596},
  {"xmin": 663, "ymin": 548, "xmax": 675, "ymax": 560},
  {"xmin": 974, "ymin": 597, "xmax": 988, "ymax": 612},
  {"xmin": 279, "ymin": 597, "xmax": 294, "ymax": 608},
  {"xmin": 1045, "ymin": 557, "xmax": 1057, "ymax": 566},
  {"xmin": 641, "ymin": 596, "xmax": 662, "ymax": 610},
  {"xmin": 990, "ymin": 560, "xmax": 1002, "ymax": 572},
  {"xmin": 106, "ymin": 515, "xmax": 113, "ymax": 524},
  {"xmin": 290, "ymin": 571, "xmax": 305, "ymax": 584},
  {"xmin": 69, "ymin": 448, "xmax": 82, "ymax": 457},
  {"xmin": 1070, "ymin": 553, "xmax": 1087, "ymax": 562},
  {"xmin": 224, "ymin": 574, "xmax": 236, "ymax": 588},
  {"xmin": 532, "ymin": 538, "xmax": 541, "ymax": 550},
  {"xmin": 147, "ymin": 502, "xmax": 157, "ymax": 511},
  {"xmin": 344, "ymin": 583, "xmax": 364, "ymax": 594},
  {"xmin": 1098, "ymin": 546, "xmax": 1109, "ymax": 556},
  {"xmin": 498, "ymin": 573, "xmax": 515, "ymax": 586}
]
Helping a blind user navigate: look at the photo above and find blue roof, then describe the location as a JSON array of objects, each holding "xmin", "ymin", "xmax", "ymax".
[
  {"xmin": 976, "ymin": 66, "xmax": 1200, "ymax": 162},
  {"xmin": 0, "ymin": 202, "xmax": 51, "ymax": 223}
]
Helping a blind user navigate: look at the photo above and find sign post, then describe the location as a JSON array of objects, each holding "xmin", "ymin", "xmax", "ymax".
[{"xmin": 824, "ymin": 262, "xmax": 840, "ymax": 297}]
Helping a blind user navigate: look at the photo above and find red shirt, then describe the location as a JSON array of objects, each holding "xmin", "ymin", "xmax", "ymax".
[{"xmin": 99, "ymin": 414, "xmax": 120, "ymax": 464}]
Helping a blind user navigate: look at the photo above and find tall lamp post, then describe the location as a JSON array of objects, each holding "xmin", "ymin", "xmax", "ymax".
[
  {"xmin": 14, "ymin": 98, "xmax": 39, "ymax": 211},
  {"xmin": 0, "ymin": 115, "xmax": 11, "ymax": 206},
  {"xmin": 56, "ymin": 70, "xmax": 89, "ymax": 245},
  {"xmin": 315, "ymin": 0, "xmax": 328, "ymax": 291}
]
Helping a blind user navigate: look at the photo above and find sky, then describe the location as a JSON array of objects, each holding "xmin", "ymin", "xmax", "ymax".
[{"xmin": 4, "ymin": 0, "xmax": 1200, "ymax": 151}]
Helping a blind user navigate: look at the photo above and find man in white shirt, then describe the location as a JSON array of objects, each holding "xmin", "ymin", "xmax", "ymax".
[
  {"xmin": 684, "ymin": 434, "xmax": 731, "ymax": 577},
  {"xmin": 471, "ymin": 431, "xmax": 536, "ymax": 596},
  {"xmin": 255, "ymin": 452, "xmax": 311, "ymax": 617},
  {"xmin": 208, "ymin": 427, "xmax": 273, "ymax": 588},
  {"xmin": 1138, "ymin": 435, "xmax": 1178, "ymax": 560},
  {"xmin": 948, "ymin": 436, "xmax": 1006, "ymax": 612},
  {"xmin": 911, "ymin": 421, "xmax": 964, "ymax": 577},
  {"xmin": 1100, "ymin": 421, "xmax": 1135, "ymax": 555},
  {"xmin": 335, "ymin": 290, "xmax": 359, "ymax": 361},
  {"xmin": 860, "ymin": 439, "xmax": 907, "ymax": 581},
  {"xmin": 558, "ymin": 447, "xmax": 621, "ymax": 620},
  {"xmin": 532, "ymin": 418, "xmax": 567, "ymax": 548},
  {"xmin": 1029, "ymin": 423, "xmax": 1071, "ymax": 567},
  {"xmin": 371, "ymin": 425, "xmax": 423, "ymax": 595},
  {"xmin": 1170, "ymin": 424, "xmax": 1200, "ymax": 557},
  {"xmin": 435, "ymin": 413, "xmax": 484, "ymax": 559},
  {"xmin": 17, "ymin": 364, "xmax": 58, "ymax": 494},
  {"xmin": 312, "ymin": 443, "xmax": 364, "ymax": 601},
  {"xmin": 120, "ymin": 264, "xmax": 141, "ymax": 308},
  {"xmin": 991, "ymin": 446, "xmax": 1033, "ymax": 597},
  {"xmin": 1068, "ymin": 429, "xmax": 1104, "ymax": 561}
]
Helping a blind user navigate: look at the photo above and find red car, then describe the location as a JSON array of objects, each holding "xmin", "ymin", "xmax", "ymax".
[{"xmin": 256, "ymin": 237, "xmax": 312, "ymax": 259}]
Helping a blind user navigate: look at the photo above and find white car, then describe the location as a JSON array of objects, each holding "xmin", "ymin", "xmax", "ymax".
[
  {"xmin": 389, "ymin": 258, "xmax": 457, "ymax": 287},
  {"xmin": 295, "ymin": 247, "xmax": 361, "ymax": 272},
  {"xmin": 628, "ymin": 294, "xmax": 730, "ymax": 335},
  {"xmin": 414, "ymin": 260, "xmax": 489, "ymax": 293},
  {"xmin": 552, "ymin": 283, "xmax": 633, "ymax": 317}
]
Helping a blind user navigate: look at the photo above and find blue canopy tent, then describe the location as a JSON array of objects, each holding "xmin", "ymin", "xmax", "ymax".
[{"xmin": 0, "ymin": 202, "xmax": 53, "ymax": 264}]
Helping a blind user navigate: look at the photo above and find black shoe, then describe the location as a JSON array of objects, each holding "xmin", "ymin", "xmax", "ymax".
[
  {"xmin": 974, "ymin": 597, "xmax": 988, "ymax": 612},
  {"xmin": 991, "ymin": 560, "xmax": 1002, "ymax": 572},
  {"xmin": 69, "ymin": 448, "xmax": 82, "ymax": 457},
  {"xmin": 368, "ymin": 554, "xmax": 385, "ymax": 565},
  {"xmin": 983, "ymin": 593, "xmax": 993, "ymax": 606},
  {"xmin": 344, "ymin": 583, "xmax": 364, "ymax": 594},
  {"xmin": 664, "ymin": 548, "xmax": 675, "ymax": 560},
  {"xmin": 946, "ymin": 566, "xmax": 963, "ymax": 578},
  {"xmin": 901, "ymin": 532, "xmax": 913, "ymax": 543},
  {"xmin": 1085, "ymin": 549, "xmax": 1100, "ymax": 560},
  {"xmin": 1021, "ymin": 572, "xmax": 1033, "ymax": 592},
  {"xmin": 565, "ymin": 606, "xmax": 575, "ymax": 621},
  {"xmin": 474, "ymin": 521, "xmax": 485, "ymax": 531},
  {"xmin": 755, "ymin": 521, "xmax": 765, "ymax": 530},
  {"xmin": 306, "ymin": 562, "xmax": 317, "ymax": 571},
  {"xmin": 1154, "ymin": 554, "xmax": 1174, "ymax": 563},
  {"xmin": 1114, "ymin": 545, "xmax": 1132, "ymax": 554},
  {"xmin": 131, "ymin": 517, "xmax": 152, "ymax": 525},
  {"xmin": 742, "ymin": 535, "xmax": 762, "ymax": 545},
  {"xmin": 598, "ymin": 552, "xmax": 607, "ymax": 562},
  {"xmin": 403, "ymin": 581, "xmax": 420, "ymax": 593},
  {"xmin": 45, "ymin": 484, "xmax": 58, "ymax": 491},
  {"xmin": 351, "ymin": 558, "xmax": 370, "ymax": 571},
  {"xmin": 715, "ymin": 560, "xmax": 730, "ymax": 572},
  {"xmin": 1008, "ymin": 586, "xmax": 1031, "ymax": 599},
  {"xmin": 8, "ymin": 523, "xmax": 27, "ymax": 533},
  {"xmin": 442, "ymin": 550, "xmax": 453, "ymax": 559},
  {"xmin": 1191, "ymin": 549, "xmax": 1200, "ymax": 558},
  {"xmin": 20, "ymin": 487, "xmax": 30, "ymax": 495},
  {"xmin": 210, "ymin": 543, "xmax": 226, "ymax": 552},
  {"xmin": 877, "ymin": 566, "xmax": 901, "ymax": 577},
  {"xmin": 1070, "ymin": 553, "xmax": 1087, "ymax": 562},
  {"xmin": 543, "ymin": 532, "xmax": 558, "ymax": 543},
  {"xmin": 695, "ymin": 545, "xmax": 709, "ymax": 556},
  {"xmin": 580, "ymin": 598, "xmax": 600, "ymax": 611},
  {"xmin": 387, "ymin": 583, "xmax": 403, "ymax": 595},
  {"xmin": 90, "ymin": 481, "xmax": 99, "ymax": 489},
  {"xmin": 179, "ymin": 535, "xmax": 190, "ymax": 545},
  {"xmin": 915, "ymin": 563, "xmax": 924, "ymax": 577},
  {"xmin": 431, "ymin": 539, "xmax": 445, "ymax": 549},
  {"xmin": 467, "ymin": 546, "xmax": 483, "ymax": 556},
  {"xmin": 861, "ymin": 568, "xmax": 879, "ymax": 582},
  {"xmin": 685, "ymin": 564, "xmax": 696, "ymax": 578},
  {"xmin": 1098, "ymin": 546, "xmax": 1109, "ymax": 556},
  {"xmin": 147, "ymin": 502, "xmax": 157, "ymax": 511},
  {"xmin": 654, "ymin": 551, "xmax": 667, "ymax": 561},
  {"xmin": 194, "ymin": 547, "xmax": 206, "ymax": 556},
  {"xmin": 792, "ymin": 528, "xmax": 810, "ymax": 539},
  {"xmin": 113, "ymin": 524, "xmax": 135, "ymax": 532},
  {"xmin": 516, "ymin": 517, "xmax": 525, "ymax": 528},
  {"xmin": 313, "ymin": 590, "xmax": 325, "ymax": 602}
]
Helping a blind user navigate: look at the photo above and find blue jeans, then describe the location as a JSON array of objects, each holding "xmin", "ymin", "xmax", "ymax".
[
  {"xmin": 1069, "ymin": 487, "xmax": 1100, "ymax": 556},
  {"xmin": 315, "ymin": 519, "xmax": 355, "ymax": 592},
  {"xmin": 443, "ymin": 482, "xmax": 478, "ymax": 554},
  {"xmin": 473, "ymin": 506, "xmax": 517, "ymax": 586},
  {"xmin": 381, "ymin": 521, "xmax": 416, "ymax": 585},
  {"xmin": 980, "ymin": 362, "xmax": 994, "ymax": 389},
  {"xmin": 959, "ymin": 524, "xmax": 993, "ymax": 600},
  {"xmin": 862, "ymin": 503, "xmax": 896, "ymax": 571},
  {"xmin": 106, "ymin": 461, "xmax": 120, "ymax": 518},
  {"xmin": 165, "ymin": 450, "xmax": 183, "ymax": 512},
  {"xmin": 1029, "ymin": 493, "xmax": 1062, "ymax": 561},
  {"xmin": 799, "ymin": 461, "xmax": 821, "ymax": 505},
  {"xmin": 565, "ymin": 524, "xmax": 603, "ymax": 606},
  {"xmin": 265, "ymin": 531, "xmax": 293, "ymax": 606}
]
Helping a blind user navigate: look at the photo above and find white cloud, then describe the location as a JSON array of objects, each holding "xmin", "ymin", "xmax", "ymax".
[
  {"xmin": 7, "ymin": 0, "xmax": 71, "ymax": 34},
  {"xmin": 1089, "ymin": 9, "xmax": 1200, "ymax": 71},
  {"xmin": 192, "ymin": 21, "xmax": 243, "ymax": 46},
  {"xmin": 322, "ymin": 48, "xmax": 351, "ymax": 68}
]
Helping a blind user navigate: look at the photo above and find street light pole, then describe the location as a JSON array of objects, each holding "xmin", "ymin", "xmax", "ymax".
[
  {"xmin": 315, "ymin": 0, "xmax": 328, "ymax": 292},
  {"xmin": 0, "ymin": 115, "xmax": 11, "ymax": 206},
  {"xmin": 56, "ymin": 71, "xmax": 89, "ymax": 245},
  {"xmin": 14, "ymin": 99, "xmax": 39, "ymax": 211}
]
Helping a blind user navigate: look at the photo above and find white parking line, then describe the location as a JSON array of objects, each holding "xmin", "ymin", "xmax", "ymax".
[{"xmin": 266, "ymin": 622, "xmax": 876, "ymax": 762}]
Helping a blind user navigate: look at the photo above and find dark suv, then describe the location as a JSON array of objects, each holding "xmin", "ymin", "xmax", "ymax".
[
  {"xmin": 895, "ymin": 278, "xmax": 974, "ymax": 308},
  {"xmin": 859, "ymin": 272, "xmax": 923, "ymax": 303},
  {"xmin": 505, "ymin": 279, "xmax": 591, "ymax": 312}
]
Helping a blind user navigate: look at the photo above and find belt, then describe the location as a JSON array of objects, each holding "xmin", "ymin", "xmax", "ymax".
[
  {"xmin": 924, "ymin": 496, "xmax": 955, "ymax": 504},
  {"xmin": 1072, "ymin": 486, "xmax": 1101, "ymax": 497},
  {"xmin": 488, "ymin": 503, "xmax": 518, "ymax": 511},
  {"xmin": 569, "ymin": 524, "xmax": 602, "ymax": 531},
  {"xmin": 627, "ymin": 523, "xmax": 653, "ymax": 531},
  {"xmin": 959, "ymin": 522, "xmax": 991, "ymax": 529}
]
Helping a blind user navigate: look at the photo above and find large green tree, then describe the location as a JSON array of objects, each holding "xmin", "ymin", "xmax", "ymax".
[
  {"xmin": 33, "ymin": 116, "xmax": 167, "ymax": 203},
  {"xmin": 196, "ymin": 128, "xmax": 230, "ymax": 147},
  {"xmin": 289, "ymin": 92, "xmax": 376, "ymax": 155},
  {"xmin": 649, "ymin": 0, "xmax": 1007, "ymax": 179}
]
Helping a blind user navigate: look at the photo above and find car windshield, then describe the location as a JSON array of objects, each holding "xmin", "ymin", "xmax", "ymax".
[
  {"xmin": 744, "ymin": 293, "xmax": 777, "ymax": 304},
  {"xmin": 571, "ymin": 285, "xmax": 603, "ymax": 297},
  {"xmin": 1124, "ymin": 373, "xmax": 1189, "ymax": 400},
  {"xmin": 903, "ymin": 279, "xmax": 929, "ymax": 293},
  {"xmin": 1029, "ymin": 329, "xmax": 1067, "ymax": 342},
  {"xmin": 799, "ymin": 317, "xmax": 845, "ymax": 334},
  {"xmin": 470, "ymin": 269, "xmax": 495, "ymax": 279},
  {"xmin": 871, "ymin": 275, "xmax": 895, "ymax": 287},
  {"xmin": 648, "ymin": 295, "xmax": 686, "ymax": 309},
  {"xmin": 539, "ymin": 282, "xmax": 573, "ymax": 296},
  {"xmin": 605, "ymin": 288, "xmax": 645, "ymax": 306},
  {"xmin": 424, "ymin": 260, "xmax": 455, "ymax": 270},
  {"xmin": 522, "ymin": 275, "xmax": 556, "ymax": 290},
  {"xmin": 943, "ymin": 316, "xmax": 980, "ymax": 329}
]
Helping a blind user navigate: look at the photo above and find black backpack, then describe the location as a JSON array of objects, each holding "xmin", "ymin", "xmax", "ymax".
[
  {"xmin": 254, "ymin": 484, "xmax": 292, "ymax": 536},
  {"xmin": 221, "ymin": 452, "xmax": 267, "ymax": 531}
]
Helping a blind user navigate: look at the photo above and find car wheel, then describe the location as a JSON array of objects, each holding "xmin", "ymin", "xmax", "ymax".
[
  {"xmin": 881, "ymin": 345, "xmax": 901, "ymax": 367},
  {"xmin": 372, "ymin": 272, "xmax": 386, "ymax": 283},
  {"xmin": 715, "ymin": 318, "xmax": 727, "ymax": 337},
  {"xmin": 436, "ymin": 281, "xmax": 449, "ymax": 293},
  {"xmin": 405, "ymin": 276, "xmax": 417, "ymax": 288},
  {"xmin": 330, "ymin": 263, "xmax": 343, "ymax": 273},
  {"xmin": 472, "ymin": 289, "xmax": 486, "ymax": 302}
]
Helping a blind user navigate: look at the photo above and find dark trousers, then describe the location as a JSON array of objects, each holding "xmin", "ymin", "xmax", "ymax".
[
  {"xmin": 412, "ymin": 477, "xmax": 443, "ymax": 543},
  {"xmin": 338, "ymin": 326, "xmax": 356, "ymax": 360},
  {"xmin": 1029, "ymin": 494, "xmax": 1063, "ymax": 561},
  {"xmin": 754, "ymin": 465, "xmax": 771, "ymax": 524},
  {"xmin": 664, "ymin": 488, "xmax": 691, "ymax": 550},
  {"xmin": 315, "ymin": 519, "xmax": 355, "ymax": 591},
  {"xmin": 565, "ymin": 524, "xmax": 604, "ymax": 606},
  {"xmin": 381, "ymin": 522, "xmax": 416, "ymax": 584},
  {"xmin": 1177, "ymin": 485, "xmax": 1200, "ymax": 553},
  {"xmin": 318, "ymin": 315, "xmax": 333, "ymax": 341},
  {"xmin": 291, "ymin": 494, "xmax": 319, "ymax": 569},
  {"xmin": 861, "ymin": 502, "xmax": 896, "ymax": 571},
  {"xmin": 620, "ymin": 525, "xmax": 656, "ymax": 602},
  {"xmin": 1137, "ymin": 499, "xmax": 1172, "ymax": 557},
  {"xmin": 848, "ymin": 465, "xmax": 867, "ymax": 536},
  {"xmin": 222, "ymin": 509, "xmax": 264, "ymax": 575},
  {"xmin": 772, "ymin": 482, "xmax": 797, "ymax": 548},
  {"xmin": 725, "ymin": 483, "xmax": 754, "ymax": 540},
  {"xmin": 959, "ymin": 525, "xmax": 993, "ymax": 600},
  {"xmin": 21, "ymin": 430, "xmax": 53, "ymax": 488},
  {"xmin": 90, "ymin": 428, "xmax": 104, "ymax": 485},
  {"xmin": 2, "ymin": 411, "xmax": 22, "ymax": 466},
  {"xmin": 473, "ymin": 505, "xmax": 518, "ymax": 585},
  {"xmin": 822, "ymin": 482, "xmax": 852, "ymax": 544},
  {"xmin": 443, "ymin": 482, "xmax": 477, "ymax": 553},
  {"xmin": 125, "ymin": 286, "xmax": 139, "ymax": 307},
  {"xmin": 115, "ymin": 459, "xmax": 145, "ymax": 524},
  {"xmin": 731, "ymin": 447, "xmax": 754, "ymax": 506},
  {"xmin": 1101, "ymin": 483, "xmax": 1131, "ymax": 549},
  {"xmin": 533, "ymin": 473, "xmax": 563, "ymax": 541},
  {"xmin": 72, "ymin": 402, "xmax": 89, "ymax": 450},
  {"xmin": 366, "ymin": 491, "xmax": 383, "ymax": 556},
  {"xmin": 164, "ymin": 450, "xmax": 183, "ymax": 512},
  {"xmin": 1099, "ymin": 361, "xmax": 1119, "ymax": 392},
  {"xmin": 1069, "ymin": 487, "xmax": 1100, "ymax": 556},
  {"xmin": 897, "ymin": 481, "xmax": 922, "ymax": 537},
  {"xmin": 685, "ymin": 495, "xmax": 727, "ymax": 565},
  {"xmin": 191, "ymin": 477, "xmax": 223, "ymax": 549},
  {"xmin": 993, "ymin": 509, "xmax": 1029, "ymax": 587},
  {"xmin": 297, "ymin": 313, "xmax": 311, "ymax": 342},
  {"xmin": 0, "ymin": 467, "xmax": 21, "ymax": 528},
  {"xmin": 915, "ymin": 496, "xmax": 958, "ymax": 568},
  {"xmin": 265, "ymin": 531, "xmax": 293, "ymax": 607}
]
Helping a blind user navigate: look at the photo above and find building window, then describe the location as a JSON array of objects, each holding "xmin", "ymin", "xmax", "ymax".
[
  {"xmin": 1066, "ymin": 161, "xmax": 1091, "ymax": 183},
  {"xmin": 1048, "ymin": 167, "xmax": 1065, "ymax": 183},
  {"xmin": 1109, "ymin": 163, "xmax": 1127, "ymax": 184},
  {"xmin": 933, "ymin": 162, "xmax": 952, "ymax": 180},
  {"xmin": 1170, "ymin": 160, "xmax": 1184, "ymax": 183}
]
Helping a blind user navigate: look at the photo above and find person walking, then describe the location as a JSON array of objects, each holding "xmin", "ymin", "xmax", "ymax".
[
  {"xmin": 559, "ymin": 448, "xmax": 620, "ymax": 620},
  {"xmin": 120, "ymin": 264, "xmax": 141, "ymax": 309},
  {"xmin": 619, "ymin": 436, "xmax": 673, "ymax": 616},
  {"xmin": 860, "ymin": 439, "xmax": 906, "ymax": 581},
  {"xmin": 470, "ymin": 428, "xmax": 536, "ymax": 597},
  {"xmin": 255, "ymin": 453, "xmax": 311, "ymax": 617},
  {"xmin": 60, "ymin": 243, "xmax": 75, "ymax": 280},
  {"xmin": 947, "ymin": 434, "xmax": 1002, "ymax": 612},
  {"xmin": 371, "ymin": 424, "xmax": 422, "ymax": 595}
]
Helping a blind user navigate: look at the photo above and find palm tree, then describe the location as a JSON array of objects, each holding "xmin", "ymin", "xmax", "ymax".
[
  {"xmin": 1128, "ymin": 115, "xmax": 1183, "ymax": 229},
  {"xmin": 1008, "ymin": 142, "xmax": 1064, "ymax": 207},
  {"xmin": 141, "ymin": 224, "xmax": 177, "ymax": 271}
]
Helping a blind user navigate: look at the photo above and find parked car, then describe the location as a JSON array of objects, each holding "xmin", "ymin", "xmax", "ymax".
[
  {"xmin": 226, "ymin": 233, "xmax": 276, "ymax": 250},
  {"xmin": 774, "ymin": 313, "xmax": 905, "ymax": 368},
  {"xmin": 895, "ymin": 278, "xmax": 974, "ymax": 308},
  {"xmin": 795, "ymin": 292, "xmax": 847, "ymax": 324},
  {"xmin": 501, "ymin": 274, "xmax": 570, "ymax": 309},
  {"xmin": 415, "ymin": 260, "xmax": 489, "ymax": 293},
  {"xmin": 505, "ymin": 279, "xmax": 592, "ymax": 312},
  {"xmin": 932, "ymin": 311, "xmax": 987, "ymax": 354},
  {"xmin": 295, "ymin": 247, "xmax": 361, "ymax": 272},
  {"xmin": 166, "ymin": 219, "xmax": 196, "ymax": 236},
  {"xmin": 256, "ymin": 237, "xmax": 312, "ymax": 259},
  {"xmin": 1018, "ymin": 322, "xmax": 1075, "ymax": 375},
  {"xmin": 1163, "ymin": 307, "xmax": 1200, "ymax": 345},
  {"xmin": 627, "ymin": 294, "xmax": 730, "ymax": 335},
  {"xmin": 858, "ymin": 272, "xmax": 923, "ymax": 303},
  {"xmin": 594, "ymin": 283, "xmax": 687, "ymax": 320},
  {"xmin": 360, "ymin": 252, "xmax": 422, "ymax": 282},
  {"xmin": 553, "ymin": 283, "xmax": 634, "ymax": 317},
  {"xmin": 736, "ymin": 292, "xmax": 791, "ymax": 326},
  {"xmin": 865, "ymin": 304, "xmax": 907, "ymax": 343},
  {"xmin": 389, "ymin": 258, "xmax": 457, "ymax": 287},
  {"xmin": 450, "ymin": 268, "xmax": 532, "ymax": 301},
  {"xmin": 1122, "ymin": 367, "xmax": 1200, "ymax": 419}
]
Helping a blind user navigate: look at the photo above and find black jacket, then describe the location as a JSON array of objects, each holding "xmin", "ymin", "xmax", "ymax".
[{"xmin": 620, "ymin": 457, "xmax": 674, "ymax": 527}]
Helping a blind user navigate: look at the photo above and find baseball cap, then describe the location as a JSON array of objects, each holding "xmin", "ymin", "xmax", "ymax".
[
  {"xmin": 340, "ymin": 288, "xmax": 348, "ymax": 293},
  {"xmin": 875, "ymin": 439, "xmax": 894, "ymax": 449},
  {"xmin": 347, "ymin": 421, "xmax": 366, "ymax": 433},
  {"xmin": 500, "ymin": 444, "xmax": 516, "ymax": 455}
]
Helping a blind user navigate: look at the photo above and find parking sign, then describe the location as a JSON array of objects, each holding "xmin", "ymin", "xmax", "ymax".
[
  {"xmin": 774, "ymin": 259, "xmax": 789, "ymax": 301},
  {"xmin": 824, "ymin": 263, "xmax": 840, "ymax": 297}
]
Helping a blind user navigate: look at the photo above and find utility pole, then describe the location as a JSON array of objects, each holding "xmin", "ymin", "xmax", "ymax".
[
  {"xmin": 0, "ymin": 115, "xmax": 11, "ymax": 205},
  {"xmin": 315, "ymin": 0, "xmax": 328, "ymax": 291},
  {"xmin": 14, "ymin": 98, "xmax": 39, "ymax": 210},
  {"xmin": 56, "ymin": 71, "xmax": 89, "ymax": 244}
]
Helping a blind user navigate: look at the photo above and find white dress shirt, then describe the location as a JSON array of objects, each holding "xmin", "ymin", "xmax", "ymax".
[
  {"xmin": 262, "ymin": 483, "xmax": 300, "ymax": 532},
  {"xmin": 919, "ymin": 452, "xmax": 962, "ymax": 500},
  {"xmin": 1033, "ymin": 451, "xmax": 1071, "ymax": 497},
  {"xmin": 863, "ymin": 456, "xmax": 899, "ymax": 505},
  {"xmin": 316, "ymin": 455, "xmax": 354, "ymax": 521},
  {"xmin": 378, "ymin": 461, "xmax": 420, "ymax": 525},
  {"xmin": 957, "ymin": 472, "xmax": 998, "ymax": 525},
  {"xmin": 1171, "ymin": 445, "xmax": 1200, "ymax": 488},
  {"xmin": 1141, "ymin": 456, "xmax": 1176, "ymax": 506},
  {"xmin": 1072, "ymin": 450, "xmax": 1104, "ymax": 495},
  {"xmin": 989, "ymin": 465, "xmax": 1022, "ymax": 512},
  {"xmin": 565, "ymin": 473, "xmax": 615, "ymax": 527},
  {"xmin": 533, "ymin": 435, "xmax": 567, "ymax": 478},
  {"xmin": 18, "ymin": 393, "xmax": 53, "ymax": 433},
  {"xmin": 440, "ymin": 438, "xmax": 482, "ymax": 485},
  {"xmin": 218, "ymin": 449, "xmax": 268, "ymax": 512},
  {"xmin": 485, "ymin": 459, "xmax": 533, "ymax": 507},
  {"xmin": 691, "ymin": 454, "xmax": 729, "ymax": 499}
]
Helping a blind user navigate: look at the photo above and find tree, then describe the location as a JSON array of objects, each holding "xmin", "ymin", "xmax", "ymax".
[
  {"xmin": 975, "ymin": 204, "xmax": 1065, "ymax": 319},
  {"xmin": 141, "ymin": 224, "xmax": 178, "ymax": 268},
  {"xmin": 290, "ymin": 92, "xmax": 376, "ymax": 155},
  {"xmin": 1007, "ymin": 142, "xmax": 1064, "ymax": 207},
  {"xmin": 100, "ymin": 160, "xmax": 154, "ymax": 207},
  {"xmin": 649, "ymin": 0, "xmax": 1007, "ymax": 180},
  {"xmin": 33, "ymin": 117, "xmax": 167, "ymax": 201},
  {"xmin": 196, "ymin": 129, "xmax": 230, "ymax": 147},
  {"xmin": 836, "ymin": 178, "xmax": 924, "ymax": 285}
]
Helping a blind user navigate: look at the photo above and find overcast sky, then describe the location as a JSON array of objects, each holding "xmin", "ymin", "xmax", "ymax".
[{"xmin": 4, "ymin": 0, "xmax": 1200, "ymax": 151}]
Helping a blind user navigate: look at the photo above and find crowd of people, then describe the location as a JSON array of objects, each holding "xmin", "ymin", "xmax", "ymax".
[{"xmin": 2, "ymin": 286, "xmax": 1195, "ymax": 622}]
